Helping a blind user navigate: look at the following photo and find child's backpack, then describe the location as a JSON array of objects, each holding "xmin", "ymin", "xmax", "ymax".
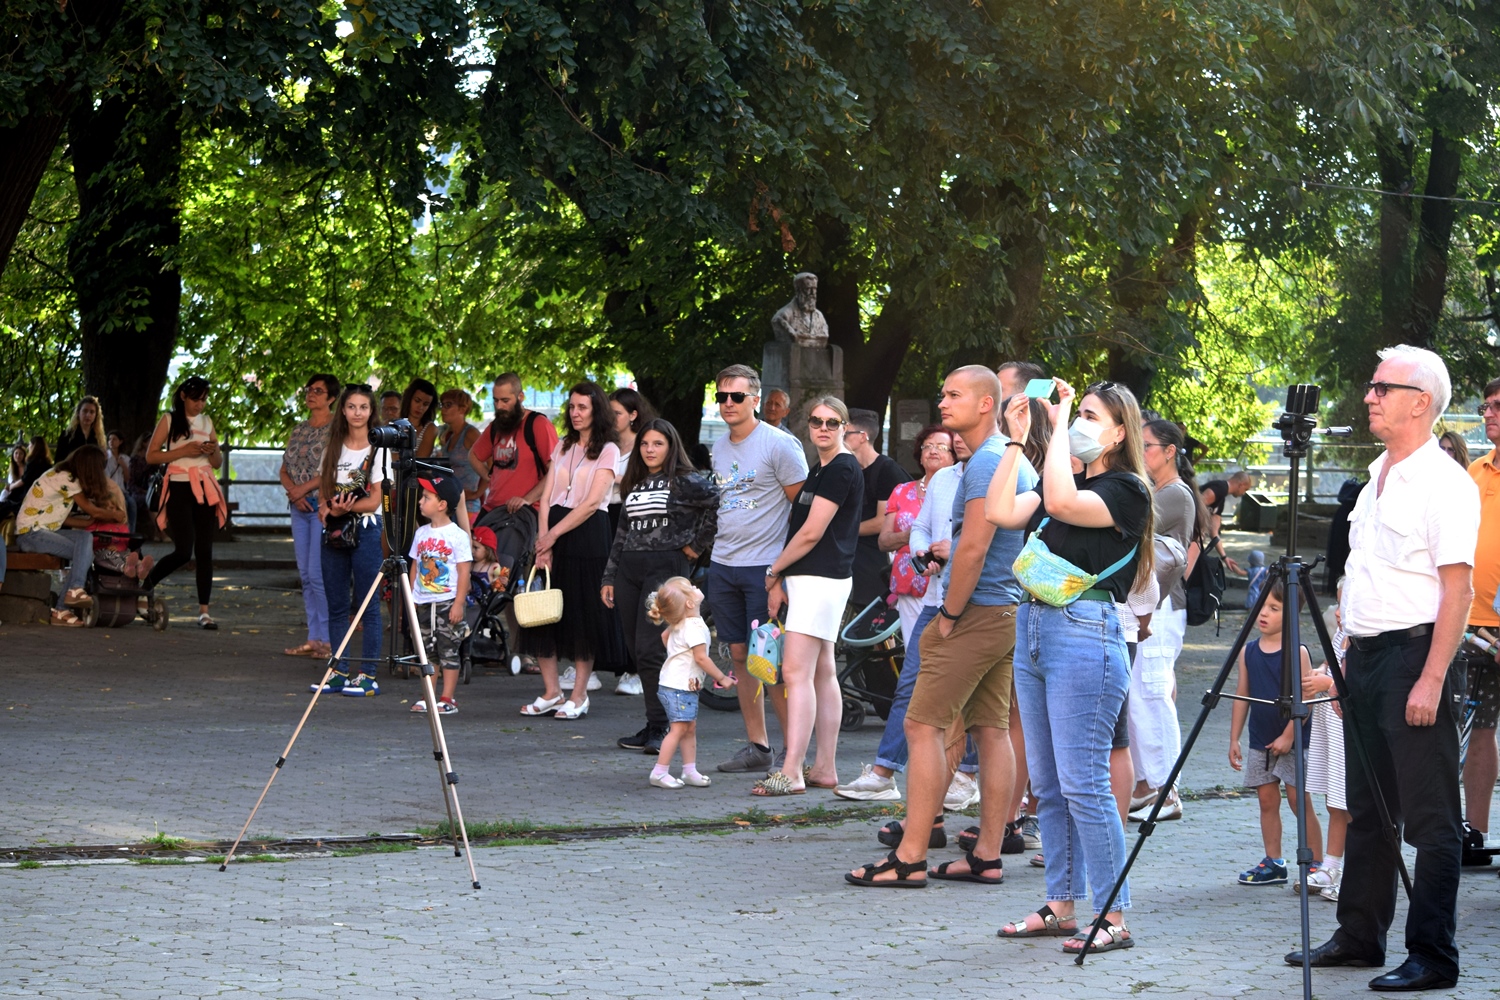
[
  {"xmin": 1185, "ymin": 540, "xmax": 1227, "ymax": 630},
  {"xmin": 745, "ymin": 618, "xmax": 784, "ymax": 686}
]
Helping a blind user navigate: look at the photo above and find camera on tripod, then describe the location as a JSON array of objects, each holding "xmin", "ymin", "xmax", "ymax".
[{"xmin": 370, "ymin": 417, "xmax": 418, "ymax": 455}]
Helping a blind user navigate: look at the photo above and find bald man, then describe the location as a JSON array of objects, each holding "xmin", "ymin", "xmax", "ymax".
[{"xmin": 847, "ymin": 365, "xmax": 1037, "ymax": 887}]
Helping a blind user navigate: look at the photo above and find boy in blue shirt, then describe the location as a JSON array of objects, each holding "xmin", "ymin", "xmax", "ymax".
[{"xmin": 1229, "ymin": 580, "xmax": 1324, "ymax": 884}]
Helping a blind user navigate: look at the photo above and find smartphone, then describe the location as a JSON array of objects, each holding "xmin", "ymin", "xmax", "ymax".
[{"xmin": 1024, "ymin": 377, "xmax": 1055, "ymax": 400}]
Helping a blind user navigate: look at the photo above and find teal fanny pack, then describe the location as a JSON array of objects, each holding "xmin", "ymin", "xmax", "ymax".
[{"xmin": 1011, "ymin": 517, "xmax": 1137, "ymax": 607}]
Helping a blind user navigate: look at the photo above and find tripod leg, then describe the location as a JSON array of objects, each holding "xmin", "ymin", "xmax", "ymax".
[
  {"xmin": 400, "ymin": 573, "xmax": 481, "ymax": 890},
  {"xmin": 1077, "ymin": 561, "xmax": 1285, "ymax": 965},
  {"xmin": 1303, "ymin": 583, "xmax": 1413, "ymax": 897},
  {"xmin": 221, "ymin": 565, "xmax": 386, "ymax": 872},
  {"xmin": 1284, "ymin": 564, "xmax": 1315, "ymax": 1000}
]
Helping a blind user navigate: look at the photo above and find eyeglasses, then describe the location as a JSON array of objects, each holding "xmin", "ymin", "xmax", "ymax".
[
  {"xmin": 715, "ymin": 391, "xmax": 755, "ymax": 404},
  {"xmin": 1364, "ymin": 380, "xmax": 1425, "ymax": 397},
  {"xmin": 1142, "ymin": 441, "xmax": 1166, "ymax": 450},
  {"xmin": 921, "ymin": 443, "xmax": 953, "ymax": 453},
  {"xmin": 304, "ymin": 385, "xmax": 328, "ymax": 396},
  {"xmin": 1478, "ymin": 402, "xmax": 1499, "ymax": 415},
  {"xmin": 808, "ymin": 417, "xmax": 845, "ymax": 430}
]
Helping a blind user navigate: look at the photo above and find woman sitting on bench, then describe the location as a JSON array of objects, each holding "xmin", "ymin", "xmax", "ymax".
[{"xmin": 15, "ymin": 444, "xmax": 126, "ymax": 627}]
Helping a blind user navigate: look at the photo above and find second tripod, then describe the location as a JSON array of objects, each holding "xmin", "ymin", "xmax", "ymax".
[{"xmin": 221, "ymin": 553, "xmax": 480, "ymax": 889}]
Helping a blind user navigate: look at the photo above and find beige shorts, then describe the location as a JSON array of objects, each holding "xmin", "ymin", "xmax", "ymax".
[{"xmin": 905, "ymin": 604, "xmax": 1018, "ymax": 732}]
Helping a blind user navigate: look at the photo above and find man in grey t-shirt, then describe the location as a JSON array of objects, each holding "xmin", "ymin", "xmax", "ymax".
[{"xmin": 706, "ymin": 365, "xmax": 809, "ymax": 772}]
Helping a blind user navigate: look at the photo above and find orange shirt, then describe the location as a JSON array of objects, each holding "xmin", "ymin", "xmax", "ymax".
[{"xmin": 1468, "ymin": 449, "xmax": 1500, "ymax": 627}]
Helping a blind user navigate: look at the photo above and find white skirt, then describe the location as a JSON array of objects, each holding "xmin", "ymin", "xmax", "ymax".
[
  {"xmin": 1304, "ymin": 699, "xmax": 1347, "ymax": 811},
  {"xmin": 784, "ymin": 574, "xmax": 853, "ymax": 642}
]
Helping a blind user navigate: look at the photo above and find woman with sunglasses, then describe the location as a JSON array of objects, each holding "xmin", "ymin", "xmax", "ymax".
[
  {"xmin": 279, "ymin": 374, "xmax": 340, "ymax": 658},
  {"xmin": 756, "ymin": 397, "xmax": 865, "ymax": 795},
  {"xmin": 985, "ymin": 378, "xmax": 1153, "ymax": 955},
  {"xmin": 144, "ymin": 375, "xmax": 229, "ymax": 629}
]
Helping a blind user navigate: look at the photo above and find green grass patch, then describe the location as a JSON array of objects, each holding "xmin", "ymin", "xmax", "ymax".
[
  {"xmin": 141, "ymin": 830, "xmax": 189, "ymax": 850},
  {"xmin": 330, "ymin": 841, "xmax": 417, "ymax": 858},
  {"xmin": 135, "ymin": 857, "xmax": 190, "ymax": 866},
  {"xmin": 15, "ymin": 860, "xmax": 41, "ymax": 870}
]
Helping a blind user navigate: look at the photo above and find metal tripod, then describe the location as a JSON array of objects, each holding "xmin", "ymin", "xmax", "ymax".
[
  {"xmin": 220, "ymin": 553, "xmax": 480, "ymax": 889},
  {"xmin": 1079, "ymin": 387, "xmax": 1408, "ymax": 1000}
]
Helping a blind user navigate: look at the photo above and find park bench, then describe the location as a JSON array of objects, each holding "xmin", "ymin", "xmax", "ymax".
[{"xmin": 2, "ymin": 546, "xmax": 66, "ymax": 624}]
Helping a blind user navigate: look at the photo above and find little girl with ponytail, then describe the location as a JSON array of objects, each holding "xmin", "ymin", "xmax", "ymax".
[{"xmin": 645, "ymin": 577, "xmax": 735, "ymax": 788}]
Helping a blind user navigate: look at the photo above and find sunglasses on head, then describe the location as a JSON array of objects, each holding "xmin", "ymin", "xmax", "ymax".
[
  {"xmin": 808, "ymin": 416, "xmax": 844, "ymax": 430},
  {"xmin": 715, "ymin": 391, "xmax": 755, "ymax": 404},
  {"xmin": 1085, "ymin": 380, "xmax": 1120, "ymax": 396},
  {"xmin": 1364, "ymin": 380, "xmax": 1425, "ymax": 398},
  {"xmin": 345, "ymin": 383, "xmax": 373, "ymax": 394}
]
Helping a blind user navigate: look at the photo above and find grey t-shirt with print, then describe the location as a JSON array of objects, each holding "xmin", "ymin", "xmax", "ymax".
[{"xmin": 711, "ymin": 421, "xmax": 809, "ymax": 567}]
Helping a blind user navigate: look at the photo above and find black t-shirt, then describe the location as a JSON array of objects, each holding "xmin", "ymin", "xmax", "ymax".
[
  {"xmin": 785, "ymin": 452, "xmax": 864, "ymax": 579},
  {"xmin": 1027, "ymin": 470, "xmax": 1151, "ymax": 602},
  {"xmin": 852, "ymin": 454, "xmax": 910, "ymax": 604},
  {"xmin": 1202, "ymin": 479, "xmax": 1229, "ymax": 516}
]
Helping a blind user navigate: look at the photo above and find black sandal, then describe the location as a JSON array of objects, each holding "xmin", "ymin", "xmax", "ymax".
[
  {"xmin": 845, "ymin": 851, "xmax": 928, "ymax": 888},
  {"xmin": 878, "ymin": 818, "xmax": 946, "ymax": 850},
  {"xmin": 998, "ymin": 904, "xmax": 1078, "ymax": 938},
  {"xmin": 957, "ymin": 825, "xmax": 981, "ymax": 853},
  {"xmin": 931, "ymin": 850, "xmax": 1003, "ymax": 884}
]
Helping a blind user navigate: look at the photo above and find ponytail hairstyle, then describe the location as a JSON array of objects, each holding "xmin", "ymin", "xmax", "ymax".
[
  {"xmin": 1083, "ymin": 382, "xmax": 1155, "ymax": 594},
  {"xmin": 319, "ymin": 383, "xmax": 380, "ymax": 500},
  {"xmin": 1143, "ymin": 419, "xmax": 1212, "ymax": 548},
  {"xmin": 646, "ymin": 576, "xmax": 703, "ymax": 627}
]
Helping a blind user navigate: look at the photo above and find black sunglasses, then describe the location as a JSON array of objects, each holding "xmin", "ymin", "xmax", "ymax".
[
  {"xmin": 1364, "ymin": 380, "xmax": 1425, "ymax": 398},
  {"xmin": 808, "ymin": 416, "xmax": 845, "ymax": 430},
  {"xmin": 345, "ymin": 383, "xmax": 373, "ymax": 394},
  {"xmin": 715, "ymin": 391, "xmax": 755, "ymax": 404},
  {"xmin": 1085, "ymin": 380, "xmax": 1120, "ymax": 395}
]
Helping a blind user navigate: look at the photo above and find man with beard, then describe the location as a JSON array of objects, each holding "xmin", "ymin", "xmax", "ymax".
[{"xmin": 470, "ymin": 373, "xmax": 559, "ymax": 521}]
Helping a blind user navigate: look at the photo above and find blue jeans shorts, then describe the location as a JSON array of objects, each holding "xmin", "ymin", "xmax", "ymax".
[
  {"xmin": 703, "ymin": 562, "xmax": 770, "ymax": 646},
  {"xmin": 658, "ymin": 685, "xmax": 700, "ymax": 724}
]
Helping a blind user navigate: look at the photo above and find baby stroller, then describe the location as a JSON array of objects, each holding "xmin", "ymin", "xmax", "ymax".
[
  {"xmin": 84, "ymin": 529, "xmax": 168, "ymax": 630},
  {"xmin": 458, "ymin": 506, "xmax": 537, "ymax": 682},
  {"xmin": 837, "ymin": 598, "xmax": 904, "ymax": 730}
]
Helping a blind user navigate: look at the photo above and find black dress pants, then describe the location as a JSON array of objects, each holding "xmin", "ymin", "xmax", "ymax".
[
  {"xmin": 1333, "ymin": 631, "xmax": 1463, "ymax": 980},
  {"xmin": 614, "ymin": 549, "xmax": 690, "ymax": 727}
]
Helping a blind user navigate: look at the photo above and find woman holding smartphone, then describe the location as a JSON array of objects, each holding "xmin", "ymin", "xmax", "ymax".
[
  {"xmin": 985, "ymin": 378, "xmax": 1153, "ymax": 955},
  {"xmin": 757, "ymin": 396, "xmax": 864, "ymax": 796}
]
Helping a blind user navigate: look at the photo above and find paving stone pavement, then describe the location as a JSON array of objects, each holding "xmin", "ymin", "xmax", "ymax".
[{"xmin": 3, "ymin": 534, "xmax": 1499, "ymax": 996}]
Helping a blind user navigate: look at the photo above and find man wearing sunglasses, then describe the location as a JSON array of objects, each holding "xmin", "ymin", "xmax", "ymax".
[
  {"xmin": 1288, "ymin": 345, "xmax": 1477, "ymax": 992},
  {"xmin": 706, "ymin": 364, "xmax": 809, "ymax": 773}
]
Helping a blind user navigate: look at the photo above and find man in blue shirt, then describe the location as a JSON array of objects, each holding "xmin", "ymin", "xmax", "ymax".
[{"xmin": 847, "ymin": 365, "xmax": 1037, "ymax": 887}]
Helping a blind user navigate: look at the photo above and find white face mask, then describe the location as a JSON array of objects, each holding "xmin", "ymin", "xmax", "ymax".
[{"xmin": 1068, "ymin": 417, "xmax": 1107, "ymax": 464}]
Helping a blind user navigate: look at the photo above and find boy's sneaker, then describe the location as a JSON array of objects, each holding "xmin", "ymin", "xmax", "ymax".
[
  {"xmin": 341, "ymin": 674, "xmax": 380, "ymax": 697},
  {"xmin": 1238, "ymin": 857, "xmax": 1288, "ymax": 886},
  {"xmin": 1021, "ymin": 814, "xmax": 1042, "ymax": 851},
  {"xmin": 833, "ymin": 764, "xmax": 901, "ymax": 801},
  {"xmin": 311, "ymin": 673, "xmax": 349, "ymax": 694}
]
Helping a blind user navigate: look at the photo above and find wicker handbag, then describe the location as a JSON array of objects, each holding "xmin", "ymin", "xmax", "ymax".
[{"xmin": 513, "ymin": 565, "xmax": 563, "ymax": 628}]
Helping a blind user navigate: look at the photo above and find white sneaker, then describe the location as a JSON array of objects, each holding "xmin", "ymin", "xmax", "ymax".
[
  {"xmin": 1129, "ymin": 787, "xmax": 1182, "ymax": 822},
  {"xmin": 559, "ymin": 665, "xmax": 602, "ymax": 691},
  {"xmin": 833, "ymin": 764, "xmax": 901, "ymax": 801},
  {"xmin": 944, "ymin": 771, "xmax": 981, "ymax": 811},
  {"xmin": 615, "ymin": 673, "xmax": 643, "ymax": 695}
]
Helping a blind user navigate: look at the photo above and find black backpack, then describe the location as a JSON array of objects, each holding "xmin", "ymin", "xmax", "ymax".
[{"xmin": 1184, "ymin": 539, "xmax": 1227, "ymax": 629}]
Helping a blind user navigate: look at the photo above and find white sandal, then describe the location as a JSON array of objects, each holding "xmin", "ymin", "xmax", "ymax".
[
  {"xmin": 554, "ymin": 697, "xmax": 590, "ymax": 720},
  {"xmin": 520, "ymin": 694, "xmax": 564, "ymax": 716}
]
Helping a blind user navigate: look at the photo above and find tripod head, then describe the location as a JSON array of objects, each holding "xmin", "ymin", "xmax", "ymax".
[{"xmin": 372, "ymin": 418, "xmax": 457, "ymax": 555}]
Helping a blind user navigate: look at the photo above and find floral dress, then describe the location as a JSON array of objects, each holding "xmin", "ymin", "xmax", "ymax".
[{"xmin": 885, "ymin": 479, "xmax": 929, "ymax": 599}]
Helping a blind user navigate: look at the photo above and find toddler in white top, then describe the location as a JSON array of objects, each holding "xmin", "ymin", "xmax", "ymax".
[{"xmin": 647, "ymin": 576, "xmax": 735, "ymax": 789}]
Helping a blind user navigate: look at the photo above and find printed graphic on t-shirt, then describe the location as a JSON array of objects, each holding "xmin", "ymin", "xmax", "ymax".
[
  {"xmin": 491, "ymin": 432, "xmax": 519, "ymax": 471},
  {"xmin": 716, "ymin": 462, "xmax": 759, "ymax": 512},
  {"xmin": 624, "ymin": 478, "xmax": 671, "ymax": 529},
  {"xmin": 415, "ymin": 535, "xmax": 458, "ymax": 596}
]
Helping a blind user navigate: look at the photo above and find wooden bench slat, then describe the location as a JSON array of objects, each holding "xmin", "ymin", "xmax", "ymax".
[{"xmin": 4, "ymin": 552, "xmax": 68, "ymax": 572}]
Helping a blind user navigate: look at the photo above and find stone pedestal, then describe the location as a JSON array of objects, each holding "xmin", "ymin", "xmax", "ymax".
[
  {"xmin": 891, "ymin": 399, "xmax": 933, "ymax": 477},
  {"xmin": 763, "ymin": 342, "xmax": 845, "ymax": 453}
]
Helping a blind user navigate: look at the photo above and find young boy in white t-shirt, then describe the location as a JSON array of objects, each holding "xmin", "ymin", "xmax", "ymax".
[{"xmin": 408, "ymin": 474, "xmax": 472, "ymax": 715}]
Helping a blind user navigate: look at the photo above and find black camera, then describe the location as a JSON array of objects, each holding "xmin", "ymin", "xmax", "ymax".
[{"xmin": 369, "ymin": 418, "xmax": 417, "ymax": 451}]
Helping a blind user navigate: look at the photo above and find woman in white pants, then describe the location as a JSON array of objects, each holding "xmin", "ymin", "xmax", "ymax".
[{"xmin": 1126, "ymin": 420, "xmax": 1209, "ymax": 819}]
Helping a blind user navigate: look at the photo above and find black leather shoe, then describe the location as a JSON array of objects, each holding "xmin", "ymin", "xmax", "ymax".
[
  {"xmin": 1368, "ymin": 959, "xmax": 1457, "ymax": 991},
  {"xmin": 617, "ymin": 725, "xmax": 651, "ymax": 750},
  {"xmin": 1285, "ymin": 938, "xmax": 1382, "ymax": 968},
  {"xmin": 1461, "ymin": 823, "xmax": 1491, "ymax": 867}
]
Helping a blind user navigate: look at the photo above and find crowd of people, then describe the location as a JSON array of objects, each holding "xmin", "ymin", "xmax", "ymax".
[{"xmin": 4, "ymin": 341, "xmax": 1494, "ymax": 979}]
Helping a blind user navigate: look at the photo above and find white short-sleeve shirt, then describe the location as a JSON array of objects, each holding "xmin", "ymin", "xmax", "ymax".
[{"xmin": 1341, "ymin": 435, "xmax": 1480, "ymax": 636}]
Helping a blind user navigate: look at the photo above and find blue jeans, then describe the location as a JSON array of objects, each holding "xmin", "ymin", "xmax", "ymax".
[
  {"xmin": 320, "ymin": 516, "xmax": 384, "ymax": 675},
  {"xmin": 18, "ymin": 528, "xmax": 94, "ymax": 609},
  {"xmin": 1015, "ymin": 600, "xmax": 1131, "ymax": 914},
  {"xmin": 874, "ymin": 605, "xmax": 978, "ymax": 774},
  {"xmin": 290, "ymin": 500, "xmax": 328, "ymax": 644}
]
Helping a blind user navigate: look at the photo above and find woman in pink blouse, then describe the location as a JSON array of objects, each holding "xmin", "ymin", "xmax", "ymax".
[
  {"xmin": 519, "ymin": 381, "xmax": 629, "ymax": 719},
  {"xmin": 878, "ymin": 425, "xmax": 956, "ymax": 644}
]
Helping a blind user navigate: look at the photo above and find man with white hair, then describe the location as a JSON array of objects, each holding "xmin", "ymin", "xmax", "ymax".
[{"xmin": 1287, "ymin": 345, "xmax": 1478, "ymax": 992}]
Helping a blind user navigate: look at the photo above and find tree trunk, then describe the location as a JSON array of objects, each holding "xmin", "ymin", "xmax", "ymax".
[
  {"xmin": 0, "ymin": 0, "xmax": 126, "ymax": 281},
  {"xmin": 68, "ymin": 74, "xmax": 183, "ymax": 447},
  {"xmin": 1375, "ymin": 127, "xmax": 1416, "ymax": 347},
  {"xmin": 633, "ymin": 373, "xmax": 703, "ymax": 452},
  {"xmin": 1408, "ymin": 127, "xmax": 1463, "ymax": 347}
]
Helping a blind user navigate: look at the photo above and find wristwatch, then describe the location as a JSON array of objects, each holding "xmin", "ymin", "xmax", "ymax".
[{"xmin": 765, "ymin": 567, "xmax": 780, "ymax": 580}]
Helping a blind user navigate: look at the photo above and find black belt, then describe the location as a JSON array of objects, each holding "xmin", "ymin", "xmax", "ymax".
[{"xmin": 1349, "ymin": 623, "xmax": 1434, "ymax": 652}]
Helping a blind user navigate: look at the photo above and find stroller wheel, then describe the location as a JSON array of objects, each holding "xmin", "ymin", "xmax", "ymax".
[
  {"xmin": 460, "ymin": 643, "xmax": 473, "ymax": 685},
  {"xmin": 82, "ymin": 600, "xmax": 100, "ymax": 628},
  {"xmin": 151, "ymin": 598, "xmax": 169, "ymax": 631},
  {"xmin": 841, "ymin": 697, "xmax": 866, "ymax": 732}
]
